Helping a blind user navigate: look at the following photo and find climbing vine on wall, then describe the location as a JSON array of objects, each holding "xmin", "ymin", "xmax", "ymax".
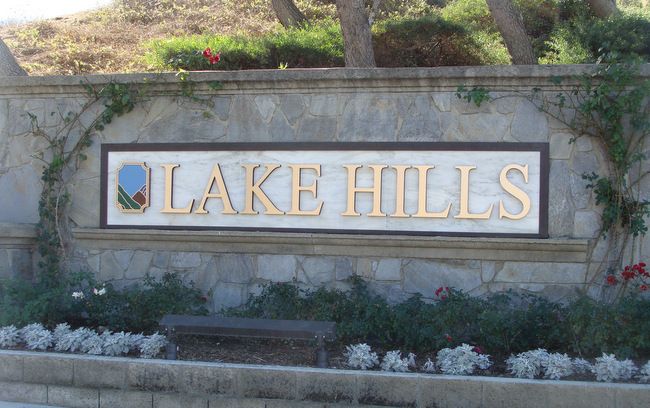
[
  {"xmin": 29, "ymin": 81, "xmax": 142, "ymax": 285},
  {"xmin": 457, "ymin": 56, "xmax": 649, "ymax": 298}
]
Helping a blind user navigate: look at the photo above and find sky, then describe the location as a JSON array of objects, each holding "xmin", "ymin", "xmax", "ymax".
[{"xmin": 1, "ymin": 0, "xmax": 113, "ymax": 25}]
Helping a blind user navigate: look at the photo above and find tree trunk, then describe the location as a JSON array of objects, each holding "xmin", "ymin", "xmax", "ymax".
[
  {"xmin": 271, "ymin": 0, "xmax": 308, "ymax": 28},
  {"xmin": 0, "ymin": 38, "xmax": 27, "ymax": 76},
  {"xmin": 486, "ymin": 0, "xmax": 537, "ymax": 65},
  {"xmin": 586, "ymin": 0, "xmax": 618, "ymax": 18},
  {"xmin": 335, "ymin": 0, "xmax": 376, "ymax": 67}
]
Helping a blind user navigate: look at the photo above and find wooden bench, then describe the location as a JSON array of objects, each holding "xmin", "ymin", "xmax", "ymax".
[{"xmin": 159, "ymin": 314, "xmax": 337, "ymax": 368}]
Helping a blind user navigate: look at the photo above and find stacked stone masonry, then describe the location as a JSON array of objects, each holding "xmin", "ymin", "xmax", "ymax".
[{"xmin": 0, "ymin": 66, "xmax": 648, "ymax": 308}]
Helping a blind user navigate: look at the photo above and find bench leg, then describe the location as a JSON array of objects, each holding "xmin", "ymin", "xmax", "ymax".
[
  {"xmin": 316, "ymin": 335, "xmax": 328, "ymax": 368},
  {"xmin": 164, "ymin": 326, "xmax": 177, "ymax": 360}
]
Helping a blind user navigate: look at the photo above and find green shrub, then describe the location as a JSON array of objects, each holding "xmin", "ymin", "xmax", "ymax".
[
  {"xmin": 541, "ymin": 13, "xmax": 650, "ymax": 63},
  {"xmin": 228, "ymin": 279, "xmax": 650, "ymax": 358},
  {"xmin": 373, "ymin": 14, "xmax": 490, "ymax": 67},
  {"xmin": 0, "ymin": 271, "xmax": 208, "ymax": 333},
  {"xmin": 146, "ymin": 20, "xmax": 343, "ymax": 71}
]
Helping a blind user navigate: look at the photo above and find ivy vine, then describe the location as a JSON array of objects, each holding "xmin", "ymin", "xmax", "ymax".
[
  {"xmin": 29, "ymin": 82, "xmax": 142, "ymax": 285},
  {"xmin": 457, "ymin": 57, "xmax": 649, "ymax": 296}
]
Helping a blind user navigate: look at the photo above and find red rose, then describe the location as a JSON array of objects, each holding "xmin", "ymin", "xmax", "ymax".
[
  {"xmin": 606, "ymin": 275, "xmax": 618, "ymax": 285},
  {"xmin": 209, "ymin": 53, "xmax": 221, "ymax": 64},
  {"xmin": 640, "ymin": 285, "xmax": 648, "ymax": 292},
  {"xmin": 203, "ymin": 48, "xmax": 212, "ymax": 58}
]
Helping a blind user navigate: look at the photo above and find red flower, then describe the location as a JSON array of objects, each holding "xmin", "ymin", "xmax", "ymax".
[
  {"xmin": 209, "ymin": 53, "xmax": 221, "ymax": 65},
  {"xmin": 606, "ymin": 275, "xmax": 618, "ymax": 285},
  {"xmin": 639, "ymin": 262, "xmax": 646, "ymax": 268},
  {"xmin": 640, "ymin": 285, "xmax": 648, "ymax": 292},
  {"xmin": 435, "ymin": 286, "xmax": 450, "ymax": 298},
  {"xmin": 203, "ymin": 47, "xmax": 212, "ymax": 58},
  {"xmin": 445, "ymin": 334, "xmax": 453, "ymax": 342},
  {"xmin": 472, "ymin": 346, "xmax": 483, "ymax": 354}
]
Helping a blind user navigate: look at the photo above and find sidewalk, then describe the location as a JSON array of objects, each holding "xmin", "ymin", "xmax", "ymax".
[{"xmin": 0, "ymin": 402, "xmax": 63, "ymax": 408}]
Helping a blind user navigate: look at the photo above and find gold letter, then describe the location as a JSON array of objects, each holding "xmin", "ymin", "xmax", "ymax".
[
  {"xmin": 195, "ymin": 164, "xmax": 237, "ymax": 215},
  {"xmin": 413, "ymin": 165, "xmax": 452, "ymax": 218},
  {"xmin": 499, "ymin": 164, "xmax": 531, "ymax": 220},
  {"xmin": 161, "ymin": 164, "xmax": 194, "ymax": 214},
  {"xmin": 286, "ymin": 164, "xmax": 323, "ymax": 216},
  {"xmin": 241, "ymin": 164, "xmax": 284, "ymax": 215},
  {"xmin": 390, "ymin": 165, "xmax": 411, "ymax": 218},
  {"xmin": 454, "ymin": 165, "xmax": 493, "ymax": 219},
  {"xmin": 341, "ymin": 164, "xmax": 387, "ymax": 217}
]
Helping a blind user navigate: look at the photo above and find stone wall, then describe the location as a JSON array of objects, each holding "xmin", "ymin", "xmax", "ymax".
[{"xmin": 0, "ymin": 66, "xmax": 648, "ymax": 309}]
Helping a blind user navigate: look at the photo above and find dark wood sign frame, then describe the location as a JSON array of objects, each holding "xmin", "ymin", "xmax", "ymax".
[{"xmin": 100, "ymin": 142, "xmax": 549, "ymax": 238}]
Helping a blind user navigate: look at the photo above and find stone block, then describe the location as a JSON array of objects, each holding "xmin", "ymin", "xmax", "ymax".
[
  {"xmin": 237, "ymin": 367, "xmax": 297, "ymax": 400},
  {"xmin": 374, "ymin": 259, "xmax": 401, "ymax": 281},
  {"xmin": 575, "ymin": 136, "xmax": 592, "ymax": 152},
  {"xmin": 126, "ymin": 361, "xmax": 148, "ymax": 390},
  {"xmin": 170, "ymin": 252, "xmax": 202, "ymax": 269},
  {"xmin": 212, "ymin": 96, "xmax": 231, "ymax": 121},
  {"xmin": 218, "ymin": 254, "xmax": 255, "ymax": 283},
  {"xmin": 0, "ymin": 250, "xmax": 10, "ymax": 279},
  {"xmin": 254, "ymin": 95, "xmax": 278, "ymax": 122},
  {"xmin": 334, "ymin": 258, "xmax": 354, "ymax": 281},
  {"xmin": 550, "ymin": 133, "xmax": 573, "ymax": 159},
  {"xmin": 207, "ymin": 397, "xmax": 267, "ymax": 408},
  {"xmin": 548, "ymin": 160, "xmax": 574, "ymax": 237},
  {"xmin": 615, "ymin": 384, "xmax": 650, "ymax": 408},
  {"xmin": 0, "ymin": 354, "xmax": 23, "ymax": 381},
  {"xmin": 257, "ymin": 255, "xmax": 296, "ymax": 282},
  {"xmin": 298, "ymin": 256, "xmax": 335, "ymax": 285},
  {"xmin": 48, "ymin": 385, "xmax": 99, "ymax": 408},
  {"xmin": 142, "ymin": 362, "xmax": 180, "ymax": 392},
  {"xmin": 494, "ymin": 262, "xmax": 586, "ymax": 284},
  {"xmin": 481, "ymin": 378, "xmax": 548, "ymax": 408},
  {"xmin": 455, "ymin": 113, "xmax": 510, "ymax": 142},
  {"xmin": 280, "ymin": 95, "xmax": 306, "ymax": 125},
  {"xmin": 227, "ymin": 96, "xmax": 269, "ymax": 142},
  {"xmin": 298, "ymin": 116, "xmax": 337, "ymax": 142},
  {"xmin": 74, "ymin": 358, "xmax": 126, "ymax": 389},
  {"xmin": 573, "ymin": 210, "xmax": 600, "ymax": 238},
  {"xmin": 511, "ymin": 100, "xmax": 549, "ymax": 142},
  {"xmin": 0, "ymin": 165, "xmax": 41, "ymax": 224},
  {"xmin": 177, "ymin": 364, "xmax": 235, "ymax": 396},
  {"xmin": 295, "ymin": 370, "xmax": 357, "ymax": 404},
  {"xmin": 270, "ymin": 112, "xmax": 295, "ymax": 141},
  {"xmin": 546, "ymin": 382, "xmax": 616, "ymax": 408},
  {"xmin": 571, "ymin": 151, "xmax": 600, "ymax": 176},
  {"xmin": 357, "ymin": 372, "xmax": 418, "ymax": 407},
  {"xmin": 153, "ymin": 393, "xmax": 208, "ymax": 408},
  {"xmin": 570, "ymin": 172, "xmax": 590, "ymax": 209},
  {"xmin": 419, "ymin": 376, "xmax": 482, "ymax": 408},
  {"xmin": 403, "ymin": 259, "xmax": 481, "ymax": 296},
  {"xmin": 0, "ymin": 381, "xmax": 47, "ymax": 404},
  {"xmin": 398, "ymin": 95, "xmax": 441, "ymax": 142},
  {"xmin": 431, "ymin": 93, "xmax": 451, "ymax": 112},
  {"xmin": 153, "ymin": 251, "xmax": 171, "ymax": 269},
  {"xmin": 125, "ymin": 251, "xmax": 154, "ymax": 279},
  {"xmin": 309, "ymin": 95, "xmax": 338, "ymax": 116},
  {"xmin": 340, "ymin": 95, "xmax": 398, "ymax": 141},
  {"xmin": 99, "ymin": 252, "xmax": 126, "ymax": 281},
  {"xmin": 100, "ymin": 389, "xmax": 153, "ymax": 408},
  {"xmin": 23, "ymin": 355, "xmax": 73, "ymax": 385},
  {"xmin": 213, "ymin": 283, "xmax": 246, "ymax": 311},
  {"xmin": 69, "ymin": 178, "xmax": 100, "ymax": 227}
]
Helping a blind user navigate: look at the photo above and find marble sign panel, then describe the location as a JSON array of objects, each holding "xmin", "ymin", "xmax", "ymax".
[{"xmin": 101, "ymin": 143, "xmax": 548, "ymax": 237}]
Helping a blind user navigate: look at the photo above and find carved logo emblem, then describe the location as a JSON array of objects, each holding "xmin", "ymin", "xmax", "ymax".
[{"xmin": 116, "ymin": 162, "xmax": 150, "ymax": 213}]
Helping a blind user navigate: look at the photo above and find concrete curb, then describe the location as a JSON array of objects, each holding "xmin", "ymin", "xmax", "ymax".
[{"xmin": 0, "ymin": 350, "xmax": 648, "ymax": 407}]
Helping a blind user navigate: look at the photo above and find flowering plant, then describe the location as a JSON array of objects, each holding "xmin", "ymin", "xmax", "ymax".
[
  {"xmin": 605, "ymin": 262, "xmax": 648, "ymax": 298},
  {"xmin": 202, "ymin": 48, "xmax": 221, "ymax": 65}
]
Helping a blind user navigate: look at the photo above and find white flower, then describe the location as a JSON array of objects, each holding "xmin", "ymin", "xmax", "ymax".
[
  {"xmin": 592, "ymin": 353, "xmax": 637, "ymax": 382},
  {"xmin": 639, "ymin": 361, "xmax": 650, "ymax": 383},
  {"xmin": 422, "ymin": 358, "xmax": 437, "ymax": 373},
  {"xmin": 506, "ymin": 349, "xmax": 549, "ymax": 379},
  {"xmin": 380, "ymin": 350, "xmax": 410, "ymax": 372},
  {"xmin": 93, "ymin": 287, "xmax": 106, "ymax": 296},
  {"xmin": 72, "ymin": 291, "xmax": 85, "ymax": 299},
  {"xmin": 437, "ymin": 343, "xmax": 492, "ymax": 375},
  {"xmin": 344, "ymin": 343, "xmax": 379, "ymax": 370}
]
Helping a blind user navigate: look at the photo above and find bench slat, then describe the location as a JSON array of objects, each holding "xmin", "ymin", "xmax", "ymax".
[{"xmin": 159, "ymin": 315, "xmax": 336, "ymax": 340}]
